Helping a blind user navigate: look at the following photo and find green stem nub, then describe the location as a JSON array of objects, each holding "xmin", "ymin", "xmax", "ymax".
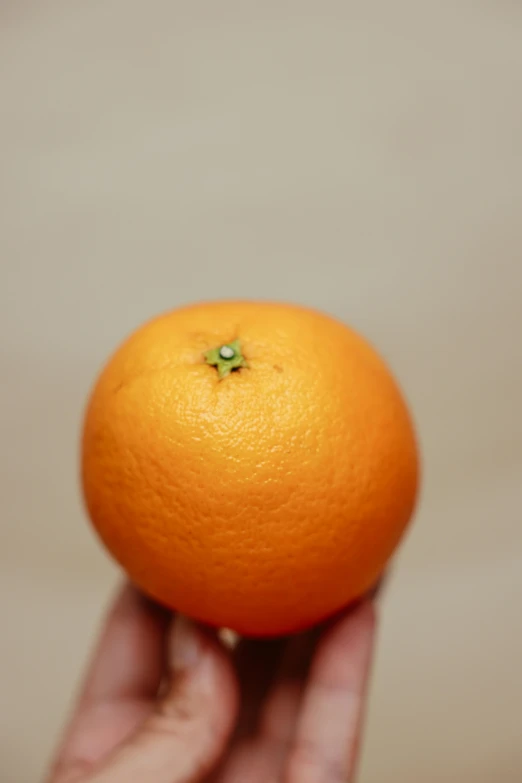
[{"xmin": 204, "ymin": 339, "xmax": 248, "ymax": 379}]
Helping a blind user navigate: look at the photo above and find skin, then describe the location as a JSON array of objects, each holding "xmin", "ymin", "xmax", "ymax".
[
  {"xmin": 83, "ymin": 301, "xmax": 418, "ymax": 636},
  {"xmin": 46, "ymin": 583, "xmax": 378, "ymax": 783}
]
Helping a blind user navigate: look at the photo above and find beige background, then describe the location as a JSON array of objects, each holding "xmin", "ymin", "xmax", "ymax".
[{"xmin": 2, "ymin": 2, "xmax": 522, "ymax": 781}]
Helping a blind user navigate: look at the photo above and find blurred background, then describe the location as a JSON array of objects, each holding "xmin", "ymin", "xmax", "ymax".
[{"xmin": 2, "ymin": 2, "xmax": 522, "ymax": 781}]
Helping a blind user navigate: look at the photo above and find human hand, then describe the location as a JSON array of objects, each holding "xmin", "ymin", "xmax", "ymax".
[{"xmin": 47, "ymin": 583, "xmax": 377, "ymax": 783}]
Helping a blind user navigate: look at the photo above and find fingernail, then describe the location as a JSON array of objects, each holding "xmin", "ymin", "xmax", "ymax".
[{"xmin": 170, "ymin": 615, "xmax": 202, "ymax": 673}]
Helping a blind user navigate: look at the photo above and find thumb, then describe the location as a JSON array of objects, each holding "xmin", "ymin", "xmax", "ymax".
[{"xmin": 90, "ymin": 615, "xmax": 239, "ymax": 783}]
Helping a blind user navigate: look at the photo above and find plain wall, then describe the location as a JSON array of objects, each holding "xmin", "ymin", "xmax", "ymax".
[{"xmin": 2, "ymin": 2, "xmax": 522, "ymax": 781}]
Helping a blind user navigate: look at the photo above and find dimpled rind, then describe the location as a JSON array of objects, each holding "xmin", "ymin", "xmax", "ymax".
[{"xmin": 82, "ymin": 301, "xmax": 419, "ymax": 637}]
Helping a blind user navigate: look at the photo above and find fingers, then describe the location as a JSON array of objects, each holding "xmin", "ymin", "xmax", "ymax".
[
  {"xmin": 220, "ymin": 630, "xmax": 320, "ymax": 783},
  {"xmin": 231, "ymin": 637, "xmax": 286, "ymax": 741},
  {"xmin": 80, "ymin": 584, "xmax": 169, "ymax": 705},
  {"xmin": 89, "ymin": 615, "xmax": 239, "ymax": 783},
  {"xmin": 258, "ymin": 627, "xmax": 320, "ymax": 747},
  {"xmin": 52, "ymin": 585, "xmax": 239, "ymax": 783},
  {"xmin": 51, "ymin": 583, "xmax": 169, "ymax": 781},
  {"xmin": 284, "ymin": 600, "xmax": 377, "ymax": 783}
]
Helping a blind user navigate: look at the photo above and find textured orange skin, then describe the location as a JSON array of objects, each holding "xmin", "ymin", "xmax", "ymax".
[{"xmin": 82, "ymin": 301, "xmax": 419, "ymax": 637}]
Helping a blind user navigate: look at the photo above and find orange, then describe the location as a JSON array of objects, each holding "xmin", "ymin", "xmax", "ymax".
[{"xmin": 82, "ymin": 301, "xmax": 419, "ymax": 636}]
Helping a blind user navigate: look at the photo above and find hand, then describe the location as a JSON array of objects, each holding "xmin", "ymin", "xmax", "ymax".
[{"xmin": 47, "ymin": 583, "xmax": 377, "ymax": 783}]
